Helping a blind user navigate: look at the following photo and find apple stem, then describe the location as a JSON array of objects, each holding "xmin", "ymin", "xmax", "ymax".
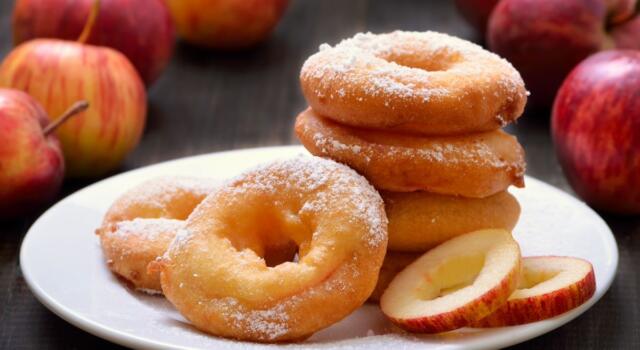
[
  {"xmin": 77, "ymin": 0, "xmax": 101, "ymax": 43},
  {"xmin": 43, "ymin": 101, "xmax": 90, "ymax": 136}
]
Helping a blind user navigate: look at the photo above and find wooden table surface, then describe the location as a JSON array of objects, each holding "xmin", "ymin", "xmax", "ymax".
[{"xmin": 1, "ymin": 0, "xmax": 638, "ymax": 349}]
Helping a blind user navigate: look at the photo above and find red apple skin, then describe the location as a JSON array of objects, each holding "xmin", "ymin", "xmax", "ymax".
[
  {"xmin": 454, "ymin": 0, "xmax": 500, "ymax": 35},
  {"xmin": 473, "ymin": 257, "xmax": 596, "ymax": 327},
  {"xmin": 388, "ymin": 260, "xmax": 520, "ymax": 333},
  {"xmin": 12, "ymin": 0, "xmax": 175, "ymax": 87},
  {"xmin": 0, "ymin": 39, "xmax": 147, "ymax": 178},
  {"xmin": 0, "ymin": 89, "xmax": 64, "ymax": 219},
  {"xmin": 164, "ymin": 0, "xmax": 289, "ymax": 49},
  {"xmin": 487, "ymin": 0, "xmax": 640, "ymax": 107},
  {"xmin": 552, "ymin": 50, "xmax": 640, "ymax": 214}
]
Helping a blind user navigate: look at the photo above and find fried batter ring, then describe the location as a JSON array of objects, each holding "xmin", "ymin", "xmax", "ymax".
[
  {"xmin": 96, "ymin": 177, "xmax": 216, "ymax": 293},
  {"xmin": 152, "ymin": 157, "xmax": 388, "ymax": 342},
  {"xmin": 384, "ymin": 190, "xmax": 520, "ymax": 252},
  {"xmin": 295, "ymin": 108, "xmax": 525, "ymax": 198},
  {"xmin": 300, "ymin": 31, "xmax": 527, "ymax": 135}
]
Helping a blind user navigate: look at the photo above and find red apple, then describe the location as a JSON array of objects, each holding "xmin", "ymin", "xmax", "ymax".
[
  {"xmin": 472, "ymin": 256, "xmax": 596, "ymax": 327},
  {"xmin": 0, "ymin": 38, "xmax": 146, "ymax": 178},
  {"xmin": 488, "ymin": 0, "xmax": 640, "ymax": 107},
  {"xmin": 164, "ymin": 0, "xmax": 289, "ymax": 49},
  {"xmin": 552, "ymin": 50, "xmax": 640, "ymax": 214},
  {"xmin": 380, "ymin": 229, "xmax": 521, "ymax": 333},
  {"xmin": 454, "ymin": 0, "xmax": 500, "ymax": 35},
  {"xmin": 12, "ymin": 0, "xmax": 175, "ymax": 86},
  {"xmin": 0, "ymin": 89, "xmax": 87, "ymax": 218}
]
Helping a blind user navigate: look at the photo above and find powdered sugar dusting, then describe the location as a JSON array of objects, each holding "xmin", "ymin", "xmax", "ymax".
[
  {"xmin": 136, "ymin": 287, "xmax": 163, "ymax": 296},
  {"xmin": 158, "ymin": 159, "xmax": 388, "ymax": 341},
  {"xmin": 304, "ymin": 114, "xmax": 513, "ymax": 170},
  {"xmin": 113, "ymin": 218, "xmax": 183, "ymax": 240},
  {"xmin": 166, "ymin": 227, "xmax": 194, "ymax": 256},
  {"xmin": 302, "ymin": 43, "xmax": 443, "ymax": 102},
  {"xmin": 220, "ymin": 156, "xmax": 387, "ymax": 248},
  {"xmin": 118, "ymin": 177, "xmax": 218, "ymax": 212},
  {"xmin": 216, "ymin": 297, "xmax": 291, "ymax": 340},
  {"xmin": 313, "ymin": 132, "xmax": 369, "ymax": 161},
  {"xmin": 301, "ymin": 30, "xmax": 526, "ymax": 109},
  {"xmin": 207, "ymin": 257, "xmax": 364, "ymax": 341},
  {"xmin": 318, "ymin": 43, "xmax": 331, "ymax": 51}
]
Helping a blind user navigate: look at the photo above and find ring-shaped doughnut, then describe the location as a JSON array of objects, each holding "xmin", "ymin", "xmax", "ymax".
[
  {"xmin": 300, "ymin": 31, "xmax": 527, "ymax": 135},
  {"xmin": 96, "ymin": 177, "xmax": 217, "ymax": 293},
  {"xmin": 384, "ymin": 190, "xmax": 520, "ymax": 252},
  {"xmin": 295, "ymin": 108, "xmax": 525, "ymax": 198},
  {"xmin": 154, "ymin": 157, "xmax": 388, "ymax": 342}
]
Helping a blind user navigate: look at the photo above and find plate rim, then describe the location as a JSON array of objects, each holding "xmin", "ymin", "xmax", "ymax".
[{"xmin": 19, "ymin": 145, "xmax": 619, "ymax": 350}]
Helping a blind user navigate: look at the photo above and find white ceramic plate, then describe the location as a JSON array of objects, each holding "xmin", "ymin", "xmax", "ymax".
[{"xmin": 20, "ymin": 146, "xmax": 618, "ymax": 350}]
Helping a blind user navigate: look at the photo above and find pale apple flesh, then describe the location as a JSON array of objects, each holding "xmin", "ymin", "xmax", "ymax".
[
  {"xmin": 472, "ymin": 256, "xmax": 596, "ymax": 327},
  {"xmin": 380, "ymin": 229, "xmax": 521, "ymax": 333}
]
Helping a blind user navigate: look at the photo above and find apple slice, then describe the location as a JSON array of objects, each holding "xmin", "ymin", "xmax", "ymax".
[
  {"xmin": 380, "ymin": 229, "xmax": 521, "ymax": 333},
  {"xmin": 472, "ymin": 256, "xmax": 596, "ymax": 327}
]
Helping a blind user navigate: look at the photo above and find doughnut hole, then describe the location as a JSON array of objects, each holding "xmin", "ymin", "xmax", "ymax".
[
  {"xmin": 219, "ymin": 204, "xmax": 310, "ymax": 268},
  {"xmin": 381, "ymin": 49, "xmax": 462, "ymax": 72}
]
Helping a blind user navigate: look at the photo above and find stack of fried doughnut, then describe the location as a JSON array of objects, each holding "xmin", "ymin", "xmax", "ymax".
[
  {"xmin": 95, "ymin": 30, "xmax": 528, "ymax": 343},
  {"xmin": 295, "ymin": 31, "xmax": 528, "ymax": 301}
]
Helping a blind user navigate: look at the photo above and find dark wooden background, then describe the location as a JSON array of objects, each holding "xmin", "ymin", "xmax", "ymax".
[{"xmin": 1, "ymin": 0, "xmax": 638, "ymax": 349}]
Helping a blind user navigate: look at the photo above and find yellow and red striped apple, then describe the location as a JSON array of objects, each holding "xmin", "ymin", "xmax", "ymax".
[
  {"xmin": 0, "ymin": 89, "xmax": 87, "ymax": 218},
  {"xmin": 380, "ymin": 229, "xmax": 521, "ymax": 333},
  {"xmin": 165, "ymin": 0, "xmax": 289, "ymax": 49},
  {"xmin": 473, "ymin": 256, "xmax": 596, "ymax": 327},
  {"xmin": 12, "ymin": 0, "xmax": 174, "ymax": 87},
  {"xmin": 0, "ymin": 39, "xmax": 146, "ymax": 178}
]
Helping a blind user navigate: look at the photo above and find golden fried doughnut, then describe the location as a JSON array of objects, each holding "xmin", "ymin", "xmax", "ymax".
[
  {"xmin": 153, "ymin": 157, "xmax": 388, "ymax": 342},
  {"xmin": 384, "ymin": 191, "xmax": 521, "ymax": 252},
  {"xmin": 300, "ymin": 31, "xmax": 527, "ymax": 135},
  {"xmin": 98, "ymin": 218, "xmax": 184, "ymax": 294},
  {"xmin": 369, "ymin": 252, "xmax": 420, "ymax": 302},
  {"xmin": 295, "ymin": 108, "xmax": 525, "ymax": 198},
  {"xmin": 96, "ymin": 177, "xmax": 217, "ymax": 293}
]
